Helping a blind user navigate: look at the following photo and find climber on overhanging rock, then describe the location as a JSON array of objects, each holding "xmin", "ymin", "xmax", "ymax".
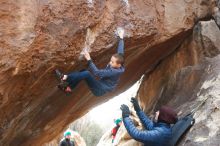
[
  {"xmin": 55, "ymin": 28, "xmax": 125, "ymax": 96},
  {"xmin": 120, "ymin": 98, "xmax": 178, "ymax": 146},
  {"xmin": 111, "ymin": 118, "xmax": 122, "ymax": 143},
  {"xmin": 59, "ymin": 131, "xmax": 75, "ymax": 146}
]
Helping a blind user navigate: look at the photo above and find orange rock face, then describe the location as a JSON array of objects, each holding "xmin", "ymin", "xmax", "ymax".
[{"xmin": 0, "ymin": 0, "xmax": 216, "ymax": 145}]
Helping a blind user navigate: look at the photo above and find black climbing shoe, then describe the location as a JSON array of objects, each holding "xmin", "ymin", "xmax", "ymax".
[
  {"xmin": 57, "ymin": 81, "xmax": 72, "ymax": 93},
  {"xmin": 55, "ymin": 69, "xmax": 64, "ymax": 81}
]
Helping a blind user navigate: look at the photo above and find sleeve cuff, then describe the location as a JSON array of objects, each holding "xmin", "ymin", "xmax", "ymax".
[
  {"xmin": 88, "ymin": 60, "xmax": 92, "ymax": 64},
  {"xmin": 136, "ymin": 110, "xmax": 143, "ymax": 114},
  {"xmin": 123, "ymin": 117, "xmax": 130, "ymax": 122},
  {"xmin": 119, "ymin": 37, "xmax": 124, "ymax": 40}
]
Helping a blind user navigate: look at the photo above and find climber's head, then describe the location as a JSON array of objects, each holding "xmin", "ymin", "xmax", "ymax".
[
  {"xmin": 110, "ymin": 53, "xmax": 124, "ymax": 68},
  {"xmin": 64, "ymin": 131, "xmax": 72, "ymax": 139},
  {"xmin": 115, "ymin": 118, "xmax": 122, "ymax": 126},
  {"xmin": 155, "ymin": 106, "xmax": 178, "ymax": 124}
]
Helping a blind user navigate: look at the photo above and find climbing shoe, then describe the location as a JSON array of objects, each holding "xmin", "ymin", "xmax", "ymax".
[
  {"xmin": 55, "ymin": 69, "xmax": 64, "ymax": 81},
  {"xmin": 57, "ymin": 81, "xmax": 72, "ymax": 93},
  {"xmin": 65, "ymin": 86, "xmax": 72, "ymax": 93}
]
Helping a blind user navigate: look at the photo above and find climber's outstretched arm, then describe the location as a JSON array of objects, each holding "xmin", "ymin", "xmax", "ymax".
[
  {"xmin": 117, "ymin": 39, "xmax": 124, "ymax": 55},
  {"xmin": 123, "ymin": 117, "xmax": 160, "ymax": 143}
]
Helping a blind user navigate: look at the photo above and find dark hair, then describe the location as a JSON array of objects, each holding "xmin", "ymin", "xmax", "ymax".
[
  {"xmin": 158, "ymin": 106, "xmax": 178, "ymax": 124},
  {"xmin": 112, "ymin": 53, "xmax": 124, "ymax": 65}
]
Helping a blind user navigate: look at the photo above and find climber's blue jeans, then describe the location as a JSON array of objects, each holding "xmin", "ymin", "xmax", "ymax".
[{"xmin": 66, "ymin": 70, "xmax": 105, "ymax": 96}]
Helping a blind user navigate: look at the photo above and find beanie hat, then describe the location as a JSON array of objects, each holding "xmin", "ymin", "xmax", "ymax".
[
  {"xmin": 158, "ymin": 106, "xmax": 178, "ymax": 124},
  {"xmin": 64, "ymin": 131, "xmax": 71, "ymax": 137},
  {"xmin": 115, "ymin": 118, "xmax": 122, "ymax": 125}
]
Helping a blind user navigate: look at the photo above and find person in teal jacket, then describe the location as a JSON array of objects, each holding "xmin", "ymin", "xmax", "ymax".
[
  {"xmin": 59, "ymin": 131, "xmax": 75, "ymax": 146},
  {"xmin": 120, "ymin": 98, "xmax": 178, "ymax": 146}
]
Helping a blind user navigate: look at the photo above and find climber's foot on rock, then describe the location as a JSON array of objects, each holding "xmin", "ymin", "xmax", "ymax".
[
  {"xmin": 65, "ymin": 86, "xmax": 72, "ymax": 93},
  {"xmin": 55, "ymin": 69, "xmax": 64, "ymax": 81},
  {"xmin": 57, "ymin": 82, "xmax": 72, "ymax": 93}
]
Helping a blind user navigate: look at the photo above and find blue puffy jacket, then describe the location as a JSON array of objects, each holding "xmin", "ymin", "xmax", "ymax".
[{"xmin": 123, "ymin": 111, "xmax": 172, "ymax": 146}]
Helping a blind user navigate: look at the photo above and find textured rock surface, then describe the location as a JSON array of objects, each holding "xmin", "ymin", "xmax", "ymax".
[
  {"xmin": 178, "ymin": 20, "xmax": 220, "ymax": 146},
  {"xmin": 0, "ymin": 0, "xmax": 218, "ymax": 145}
]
